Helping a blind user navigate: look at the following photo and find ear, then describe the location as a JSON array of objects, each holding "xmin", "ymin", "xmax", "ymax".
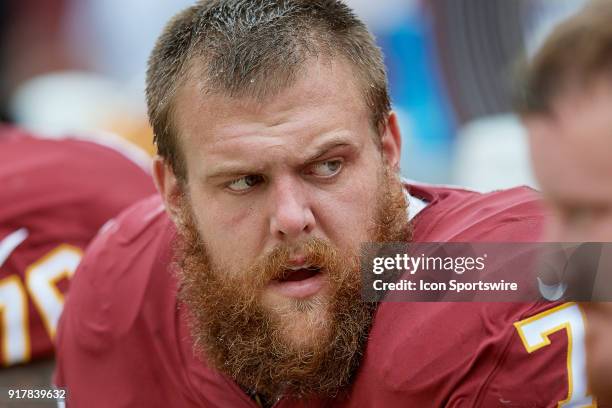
[
  {"xmin": 380, "ymin": 111, "xmax": 402, "ymax": 171},
  {"xmin": 152, "ymin": 156, "xmax": 184, "ymax": 225}
]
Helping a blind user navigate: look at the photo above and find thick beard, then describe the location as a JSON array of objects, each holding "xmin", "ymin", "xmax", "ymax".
[{"xmin": 175, "ymin": 167, "xmax": 410, "ymax": 401}]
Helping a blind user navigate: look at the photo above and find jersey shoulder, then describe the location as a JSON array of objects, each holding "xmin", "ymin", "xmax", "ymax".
[
  {"xmin": 0, "ymin": 126, "xmax": 156, "ymax": 235},
  {"xmin": 409, "ymin": 184, "xmax": 546, "ymax": 242},
  {"xmin": 343, "ymin": 185, "xmax": 577, "ymax": 407},
  {"xmin": 58, "ymin": 194, "xmax": 172, "ymax": 350},
  {"xmin": 0, "ymin": 126, "xmax": 156, "ymax": 365},
  {"xmin": 345, "ymin": 300, "xmax": 583, "ymax": 407}
]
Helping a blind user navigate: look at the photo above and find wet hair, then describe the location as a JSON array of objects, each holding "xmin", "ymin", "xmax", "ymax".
[{"xmin": 146, "ymin": 0, "xmax": 390, "ymax": 180}]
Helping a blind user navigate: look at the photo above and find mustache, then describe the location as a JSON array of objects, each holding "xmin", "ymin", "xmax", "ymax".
[{"xmin": 248, "ymin": 237, "xmax": 344, "ymax": 284}]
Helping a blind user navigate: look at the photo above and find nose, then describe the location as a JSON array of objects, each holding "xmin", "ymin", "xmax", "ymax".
[{"xmin": 269, "ymin": 177, "xmax": 315, "ymax": 240}]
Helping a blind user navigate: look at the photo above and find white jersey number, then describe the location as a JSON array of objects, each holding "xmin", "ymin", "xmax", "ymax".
[{"xmin": 0, "ymin": 229, "xmax": 81, "ymax": 365}]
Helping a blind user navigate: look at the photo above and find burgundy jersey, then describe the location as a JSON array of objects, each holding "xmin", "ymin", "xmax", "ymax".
[
  {"xmin": 0, "ymin": 125, "xmax": 156, "ymax": 367},
  {"xmin": 55, "ymin": 184, "xmax": 600, "ymax": 407}
]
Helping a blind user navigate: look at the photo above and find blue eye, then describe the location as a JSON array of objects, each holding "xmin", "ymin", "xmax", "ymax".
[
  {"xmin": 227, "ymin": 175, "xmax": 264, "ymax": 192},
  {"xmin": 310, "ymin": 159, "xmax": 343, "ymax": 177}
]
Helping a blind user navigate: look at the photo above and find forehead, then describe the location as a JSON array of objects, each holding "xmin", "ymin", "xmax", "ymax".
[
  {"xmin": 528, "ymin": 80, "xmax": 612, "ymax": 204},
  {"xmin": 172, "ymin": 58, "xmax": 370, "ymax": 152}
]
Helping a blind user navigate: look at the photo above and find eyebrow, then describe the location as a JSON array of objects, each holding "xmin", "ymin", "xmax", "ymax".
[
  {"xmin": 205, "ymin": 164, "xmax": 264, "ymax": 182},
  {"xmin": 205, "ymin": 135, "xmax": 358, "ymax": 181},
  {"xmin": 303, "ymin": 138, "xmax": 356, "ymax": 163}
]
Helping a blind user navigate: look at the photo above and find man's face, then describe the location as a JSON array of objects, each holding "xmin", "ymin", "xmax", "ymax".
[
  {"xmin": 155, "ymin": 59, "xmax": 408, "ymax": 398},
  {"xmin": 526, "ymin": 79, "xmax": 612, "ymax": 242},
  {"xmin": 525, "ymin": 78, "xmax": 612, "ymax": 403}
]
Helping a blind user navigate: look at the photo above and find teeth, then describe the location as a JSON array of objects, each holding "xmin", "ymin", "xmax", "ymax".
[{"xmin": 286, "ymin": 263, "xmax": 313, "ymax": 271}]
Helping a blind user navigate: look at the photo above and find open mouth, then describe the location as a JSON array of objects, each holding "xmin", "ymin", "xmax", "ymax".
[
  {"xmin": 268, "ymin": 265, "xmax": 325, "ymax": 299},
  {"xmin": 277, "ymin": 266, "xmax": 322, "ymax": 282}
]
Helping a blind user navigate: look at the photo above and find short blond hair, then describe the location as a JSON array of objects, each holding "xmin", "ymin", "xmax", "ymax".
[{"xmin": 515, "ymin": 0, "xmax": 612, "ymax": 115}]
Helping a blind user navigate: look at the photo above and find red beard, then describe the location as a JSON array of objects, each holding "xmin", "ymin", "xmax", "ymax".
[{"xmin": 175, "ymin": 167, "xmax": 410, "ymax": 400}]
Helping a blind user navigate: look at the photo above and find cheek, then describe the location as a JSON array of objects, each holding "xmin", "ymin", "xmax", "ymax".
[
  {"xmin": 313, "ymin": 168, "xmax": 380, "ymax": 249},
  {"xmin": 528, "ymin": 128, "xmax": 569, "ymax": 189},
  {"xmin": 530, "ymin": 146, "xmax": 558, "ymax": 190},
  {"xmin": 529, "ymin": 148, "xmax": 546, "ymax": 182},
  {"xmin": 190, "ymin": 182, "xmax": 257, "ymax": 231},
  {"xmin": 188, "ymin": 189, "xmax": 262, "ymax": 269}
]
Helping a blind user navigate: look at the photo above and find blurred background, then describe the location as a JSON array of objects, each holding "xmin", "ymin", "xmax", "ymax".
[{"xmin": 0, "ymin": 0, "xmax": 588, "ymax": 191}]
